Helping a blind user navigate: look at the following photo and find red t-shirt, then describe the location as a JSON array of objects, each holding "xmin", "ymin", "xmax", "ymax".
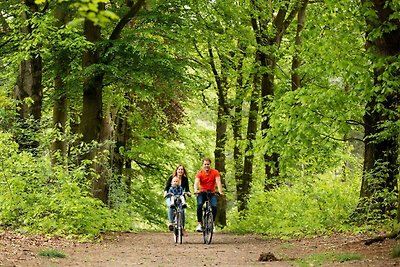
[{"xmin": 196, "ymin": 169, "xmax": 220, "ymax": 192}]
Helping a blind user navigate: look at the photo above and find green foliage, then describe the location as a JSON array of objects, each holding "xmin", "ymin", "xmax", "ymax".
[
  {"xmin": 296, "ymin": 252, "xmax": 362, "ymax": 266},
  {"xmin": 0, "ymin": 0, "xmax": 398, "ymax": 240},
  {"xmin": 0, "ymin": 132, "xmax": 139, "ymax": 238},
  {"xmin": 392, "ymin": 244, "xmax": 400, "ymax": 258},
  {"xmin": 38, "ymin": 248, "xmax": 66, "ymax": 258},
  {"xmin": 228, "ymin": 171, "xmax": 360, "ymax": 237},
  {"xmin": 264, "ymin": 85, "xmax": 361, "ymax": 173}
]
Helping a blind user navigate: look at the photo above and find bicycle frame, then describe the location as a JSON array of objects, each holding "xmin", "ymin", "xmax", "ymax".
[
  {"xmin": 172, "ymin": 196, "xmax": 184, "ymax": 244},
  {"xmin": 166, "ymin": 192, "xmax": 189, "ymax": 244},
  {"xmin": 201, "ymin": 191, "xmax": 215, "ymax": 245}
]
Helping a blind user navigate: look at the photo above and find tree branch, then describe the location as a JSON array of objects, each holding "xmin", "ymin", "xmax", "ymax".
[
  {"xmin": 109, "ymin": 0, "xmax": 146, "ymax": 41},
  {"xmin": 320, "ymin": 133, "xmax": 364, "ymax": 143}
]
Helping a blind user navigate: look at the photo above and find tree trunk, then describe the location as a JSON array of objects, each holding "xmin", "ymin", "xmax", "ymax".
[
  {"xmin": 291, "ymin": 0, "xmax": 309, "ymax": 91},
  {"xmin": 81, "ymin": 17, "xmax": 107, "ymax": 202},
  {"xmin": 13, "ymin": 0, "xmax": 42, "ymax": 152},
  {"xmin": 208, "ymin": 45, "xmax": 228, "ymax": 227},
  {"xmin": 80, "ymin": 0, "xmax": 145, "ymax": 203},
  {"xmin": 51, "ymin": 4, "xmax": 70, "ymax": 165},
  {"xmin": 114, "ymin": 110, "xmax": 130, "ymax": 176},
  {"xmin": 250, "ymin": 1, "xmax": 298, "ymax": 190},
  {"xmin": 113, "ymin": 96, "xmax": 132, "ymax": 198},
  {"xmin": 232, "ymin": 57, "xmax": 245, "ymax": 209},
  {"xmin": 237, "ymin": 76, "xmax": 259, "ymax": 214},
  {"xmin": 359, "ymin": 0, "xmax": 400, "ymax": 219},
  {"xmin": 214, "ymin": 103, "xmax": 227, "ymax": 227},
  {"xmin": 52, "ymin": 75, "xmax": 68, "ymax": 165}
]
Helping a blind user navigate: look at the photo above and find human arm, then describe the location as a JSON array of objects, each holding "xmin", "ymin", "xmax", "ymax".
[
  {"xmin": 163, "ymin": 175, "xmax": 173, "ymax": 197},
  {"xmin": 216, "ymin": 175, "xmax": 223, "ymax": 195},
  {"xmin": 194, "ymin": 176, "xmax": 200, "ymax": 194},
  {"xmin": 181, "ymin": 176, "xmax": 191, "ymax": 193}
]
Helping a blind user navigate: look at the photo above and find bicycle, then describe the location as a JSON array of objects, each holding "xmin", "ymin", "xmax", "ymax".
[
  {"xmin": 197, "ymin": 190, "xmax": 219, "ymax": 244},
  {"xmin": 166, "ymin": 192, "xmax": 190, "ymax": 244}
]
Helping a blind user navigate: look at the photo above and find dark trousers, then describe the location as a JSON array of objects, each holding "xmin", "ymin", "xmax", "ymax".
[{"xmin": 196, "ymin": 192, "xmax": 217, "ymax": 223}]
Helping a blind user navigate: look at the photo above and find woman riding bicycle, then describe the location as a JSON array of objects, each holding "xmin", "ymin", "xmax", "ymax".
[
  {"xmin": 163, "ymin": 164, "xmax": 191, "ymax": 231},
  {"xmin": 193, "ymin": 157, "xmax": 224, "ymax": 232}
]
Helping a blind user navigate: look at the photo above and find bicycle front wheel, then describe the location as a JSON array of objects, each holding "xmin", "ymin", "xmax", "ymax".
[
  {"xmin": 174, "ymin": 210, "xmax": 183, "ymax": 244},
  {"xmin": 203, "ymin": 211, "xmax": 214, "ymax": 244}
]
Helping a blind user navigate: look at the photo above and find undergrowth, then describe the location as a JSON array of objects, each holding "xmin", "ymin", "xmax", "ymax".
[
  {"xmin": 0, "ymin": 132, "xmax": 160, "ymax": 240},
  {"xmin": 295, "ymin": 252, "xmax": 362, "ymax": 266},
  {"xmin": 227, "ymin": 170, "xmax": 375, "ymax": 237}
]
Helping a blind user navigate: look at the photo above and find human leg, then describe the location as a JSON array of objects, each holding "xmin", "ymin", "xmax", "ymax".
[
  {"xmin": 180, "ymin": 195, "xmax": 187, "ymax": 208},
  {"xmin": 166, "ymin": 198, "xmax": 174, "ymax": 231},
  {"xmin": 196, "ymin": 193, "xmax": 206, "ymax": 231},
  {"xmin": 196, "ymin": 193, "xmax": 205, "ymax": 223},
  {"xmin": 170, "ymin": 196, "xmax": 175, "ymax": 207},
  {"xmin": 210, "ymin": 194, "xmax": 218, "ymax": 221}
]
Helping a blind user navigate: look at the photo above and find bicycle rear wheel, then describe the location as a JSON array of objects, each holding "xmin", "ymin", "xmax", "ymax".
[{"xmin": 203, "ymin": 211, "xmax": 213, "ymax": 244}]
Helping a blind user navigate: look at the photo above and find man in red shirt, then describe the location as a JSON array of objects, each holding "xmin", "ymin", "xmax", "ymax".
[{"xmin": 193, "ymin": 157, "xmax": 223, "ymax": 232}]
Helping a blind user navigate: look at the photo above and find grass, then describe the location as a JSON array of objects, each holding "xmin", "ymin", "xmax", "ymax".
[
  {"xmin": 38, "ymin": 248, "xmax": 66, "ymax": 258},
  {"xmin": 295, "ymin": 251, "xmax": 362, "ymax": 266},
  {"xmin": 392, "ymin": 244, "xmax": 400, "ymax": 258}
]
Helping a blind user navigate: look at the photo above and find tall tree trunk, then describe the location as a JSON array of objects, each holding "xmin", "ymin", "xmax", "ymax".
[
  {"xmin": 237, "ymin": 76, "xmax": 259, "ymax": 214},
  {"xmin": 232, "ymin": 57, "xmax": 246, "ymax": 208},
  {"xmin": 114, "ymin": 109, "xmax": 130, "ymax": 176},
  {"xmin": 52, "ymin": 76, "xmax": 68, "ymax": 165},
  {"xmin": 359, "ymin": 0, "xmax": 400, "ymax": 218},
  {"xmin": 51, "ymin": 4, "xmax": 70, "ymax": 165},
  {"xmin": 80, "ymin": 0, "xmax": 145, "ymax": 203},
  {"xmin": 250, "ymin": 0, "xmax": 298, "ymax": 190},
  {"xmin": 81, "ymin": 14, "xmax": 108, "ymax": 202},
  {"xmin": 214, "ymin": 103, "xmax": 227, "ymax": 227},
  {"xmin": 14, "ymin": 0, "xmax": 43, "ymax": 152},
  {"xmin": 291, "ymin": 0, "xmax": 309, "ymax": 91},
  {"xmin": 208, "ymin": 45, "xmax": 228, "ymax": 227},
  {"xmin": 113, "ymin": 95, "xmax": 132, "ymax": 198}
]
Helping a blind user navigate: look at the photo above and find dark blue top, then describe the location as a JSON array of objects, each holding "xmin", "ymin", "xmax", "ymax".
[{"xmin": 168, "ymin": 185, "xmax": 184, "ymax": 196}]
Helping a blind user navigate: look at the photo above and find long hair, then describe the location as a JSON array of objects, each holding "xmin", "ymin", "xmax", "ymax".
[{"xmin": 173, "ymin": 164, "xmax": 187, "ymax": 177}]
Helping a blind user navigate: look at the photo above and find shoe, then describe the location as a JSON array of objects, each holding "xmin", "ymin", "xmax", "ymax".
[
  {"xmin": 196, "ymin": 223, "xmax": 202, "ymax": 232},
  {"xmin": 168, "ymin": 223, "xmax": 174, "ymax": 231},
  {"xmin": 182, "ymin": 204, "xmax": 187, "ymax": 208}
]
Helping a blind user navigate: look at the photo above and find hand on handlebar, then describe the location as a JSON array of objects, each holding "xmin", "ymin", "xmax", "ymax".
[
  {"xmin": 194, "ymin": 190, "xmax": 223, "ymax": 196},
  {"xmin": 164, "ymin": 192, "xmax": 173, "ymax": 198}
]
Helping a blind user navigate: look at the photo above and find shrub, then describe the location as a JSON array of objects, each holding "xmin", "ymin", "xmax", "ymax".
[{"xmin": 228, "ymin": 172, "xmax": 360, "ymax": 236}]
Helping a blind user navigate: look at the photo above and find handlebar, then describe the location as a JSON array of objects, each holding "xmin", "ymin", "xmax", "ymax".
[
  {"xmin": 194, "ymin": 191, "xmax": 222, "ymax": 196},
  {"xmin": 164, "ymin": 192, "xmax": 191, "ymax": 198}
]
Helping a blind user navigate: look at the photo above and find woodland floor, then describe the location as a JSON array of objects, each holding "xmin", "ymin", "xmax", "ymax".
[{"xmin": 1, "ymin": 230, "xmax": 400, "ymax": 267}]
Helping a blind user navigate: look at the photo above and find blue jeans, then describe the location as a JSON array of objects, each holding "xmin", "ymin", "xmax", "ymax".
[
  {"xmin": 166, "ymin": 198, "xmax": 185, "ymax": 227},
  {"xmin": 196, "ymin": 192, "xmax": 217, "ymax": 223}
]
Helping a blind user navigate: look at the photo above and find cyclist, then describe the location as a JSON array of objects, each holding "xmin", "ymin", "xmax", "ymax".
[
  {"xmin": 164, "ymin": 164, "xmax": 190, "ymax": 231},
  {"xmin": 193, "ymin": 157, "xmax": 223, "ymax": 232}
]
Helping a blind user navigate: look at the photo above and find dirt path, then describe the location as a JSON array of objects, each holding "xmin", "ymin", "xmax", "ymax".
[{"xmin": 1, "ymin": 230, "xmax": 399, "ymax": 266}]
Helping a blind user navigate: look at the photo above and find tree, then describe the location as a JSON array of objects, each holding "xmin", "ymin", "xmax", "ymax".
[
  {"xmin": 80, "ymin": 0, "xmax": 146, "ymax": 203},
  {"xmin": 358, "ymin": 0, "xmax": 400, "ymax": 218},
  {"xmin": 250, "ymin": 0, "xmax": 299, "ymax": 189},
  {"xmin": 13, "ymin": 0, "xmax": 44, "ymax": 152},
  {"xmin": 291, "ymin": 0, "xmax": 309, "ymax": 91},
  {"xmin": 51, "ymin": 3, "xmax": 72, "ymax": 165}
]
